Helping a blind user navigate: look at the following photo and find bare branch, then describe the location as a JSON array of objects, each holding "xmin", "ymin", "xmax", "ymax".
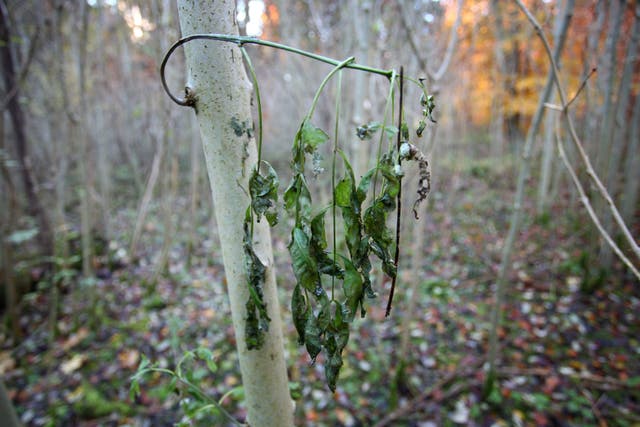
[
  {"xmin": 514, "ymin": 0, "xmax": 640, "ymax": 265},
  {"xmin": 566, "ymin": 67, "xmax": 597, "ymax": 109},
  {"xmin": 554, "ymin": 116, "xmax": 640, "ymax": 281}
]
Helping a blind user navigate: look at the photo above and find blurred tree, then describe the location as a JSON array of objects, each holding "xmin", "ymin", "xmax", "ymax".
[{"xmin": 0, "ymin": 0, "xmax": 53, "ymax": 257}]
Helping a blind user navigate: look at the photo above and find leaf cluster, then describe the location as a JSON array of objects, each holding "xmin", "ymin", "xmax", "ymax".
[{"xmin": 283, "ymin": 117, "xmax": 405, "ymax": 390}]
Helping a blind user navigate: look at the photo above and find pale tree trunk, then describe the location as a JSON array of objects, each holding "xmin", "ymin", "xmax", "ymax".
[
  {"xmin": 129, "ymin": 140, "xmax": 163, "ymax": 260},
  {"xmin": 94, "ymin": 6, "xmax": 111, "ymax": 240},
  {"xmin": 595, "ymin": 0, "xmax": 625, "ymax": 267},
  {"xmin": 50, "ymin": 3, "xmax": 72, "ymax": 342},
  {"xmin": 490, "ymin": 0, "xmax": 507, "ymax": 158},
  {"xmin": 536, "ymin": 94, "xmax": 556, "ymax": 214},
  {"xmin": 176, "ymin": 1, "xmax": 294, "ymax": 426},
  {"xmin": 186, "ymin": 114, "xmax": 201, "ymax": 270},
  {"xmin": 601, "ymin": 3, "xmax": 639, "ymax": 261},
  {"xmin": 583, "ymin": 0, "xmax": 605, "ymax": 156},
  {"xmin": 536, "ymin": 0, "xmax": 574, "ymax": 214},
  {"xmin": 77, "ymin": 1, "xmax": 93, "ymax": 279}
]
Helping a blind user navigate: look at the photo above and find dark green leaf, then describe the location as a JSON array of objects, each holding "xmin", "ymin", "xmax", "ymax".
[
  {"xmin": 304, "ymin": 314, "xmax": 322, "ymax": 362},
  {"xmin": 325, "ymin": 352, "xmax": 343, "ymax": 392},
  {"xmin": 311, "ymin": 210, "xmax": 344, "ymax": 278},
  {"xmin": 249, "ymin": 162, "xmax": 279, "ymax": 226},
  {"xmin": 334, "ymin": 178, "xmax": 352, "ymax": 208},
  {"xmin": 289, "ymin": 227, "xmax": 323, "ymax": 297},
  {"xmin": 401, "ymin": 122, "xmax": 409, "ymax": 140},
  {"xmin": 417, "ymin": 120, "xmax": 426, "ymax": 137},
  {"xmin": 243, "ymin": 210, "xmax": 271, "ymax": 350},
  {"xmin": 342, "ymin": 258, "xmax": 363, "ymax": 322},
  {"xmin": 284, "ymin": 174, "xmax": 312, "ymax": 224},
  {"xmin": 292, "ymin": 284, "xmax": 309, "ymax": 345},
  {"xmin": 355, "ymin": 121, "xmax": 381, "ymax": 140},
  {"xmin": 301, "ymin": 120, "xmax": 329, "ymax": 153},
  {"xmin": 245, "ymin": 299, "xmax": 265, "ymax": 350}
]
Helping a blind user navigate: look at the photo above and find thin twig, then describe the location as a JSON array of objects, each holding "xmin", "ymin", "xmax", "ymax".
[
  {"xmin": 160, "ymin": 34, "xmax": 393, "ymax": 107},
  {"xmin": 554, "ymin": 117, "xmax": 640, "ymax": 280},
  {"xmin": 386, "ymin": 66, "xmax": 403, "ymax": 317},
  {"xmin": 566, "ymin": 67, "xmax": 597, "ymax": 108}
]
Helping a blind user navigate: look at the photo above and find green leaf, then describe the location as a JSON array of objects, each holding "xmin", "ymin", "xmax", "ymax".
[
  {"xmin": 310, "ymin": 209, "xmax": 329, "ymax": 251},
  {"xmin": 243, "ymin": 210, "xmax": 271, "ymax": 350},
  {"xmin": 325, "ymin": 352, "xmax": 343, "ymax": 392},
  {"xmin": 383, "ymin": 125, "xmax": 399, "ymax": 139},
  {"xmin": 245, "ymin": 299, "xmax": 266, "ymax": 350},
  {"xmin": 249, "ymin": 162, "xmax": 279, "ymax": 226},
  {"xmin": 301, "ymin": 120, "xmax": 329, "ymax": 153},
  {"xmin": 289, "ymin": 227, "xmax": 323, "ymax": 297},
  {"xmin": 310, "ymin": 210, "xmax": 344, "ymax": 278},
  {"xmin": 417, "ymin": 120, "xmax": 426, "ymax": 137},
  {"xmin": 129, "ymin": 377, "xmax": 140, "ymax": 400},
  {"xmin": 334, "ymin": 178, "xmax": 352, "ymax": 207},
  {"xmin": 284, "ymin": 174, "xmax": 312, "ymax": 224},
  {"xmin": 304, "ymin": 314, "xmax": 322, "ymax": 362},
  {"xmin": 292, "ymin": 284, "xmax": 309, "ymax": 345},
  {"xmin": 356, "ymin": 167, "xmax": 377, "ymax": 203},
  {"xmin": 342, "ymin": 258, "xmax": 363, "ymax": 322},
  {"xmin": 194, "ymin": 348, "xmax": 218, "ymax": 373}
]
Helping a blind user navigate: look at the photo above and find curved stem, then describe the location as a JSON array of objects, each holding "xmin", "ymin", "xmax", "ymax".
[
  {"xmin": 161, "ymin": 34, "xmax": 392, "ymax": 107},
  {"xmin": 386, "ymin": 66, "xmax": 404, "ymax": 317},
  {"xmin": 373, "ymin": 70, "xmax": 398, "ymax": 198},
  {"xmin": 306, "ymin": 57, "xmax": 355, "ymax": 121},
  {"xmin": 331, "ymin": 70, "xmax": 343, "ymax": 301}
]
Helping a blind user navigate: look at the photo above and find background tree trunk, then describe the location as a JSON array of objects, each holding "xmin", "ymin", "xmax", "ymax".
[
  {"xmin": 0, "ymin": 3, "xmax": 53, "ymax": 257},
  {"xmin": 176, "ymin": 1, "xmax": 294, "ymax": 426}
]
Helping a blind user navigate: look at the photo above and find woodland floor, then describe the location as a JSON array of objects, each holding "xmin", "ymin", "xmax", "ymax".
[{"xmin": 2, "ymin": 165, "xmax": 640, "ymax": 426}]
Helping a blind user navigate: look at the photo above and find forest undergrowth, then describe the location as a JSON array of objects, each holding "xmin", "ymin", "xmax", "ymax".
[{"xmin": 2, "ymin": 161, "xmax": 639, "ymax": 427}]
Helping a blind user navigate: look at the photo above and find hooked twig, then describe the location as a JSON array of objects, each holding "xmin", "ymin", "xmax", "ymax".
[{"xmin": 160, "ymin": 33, "xmax": 393, "ymax": 108}]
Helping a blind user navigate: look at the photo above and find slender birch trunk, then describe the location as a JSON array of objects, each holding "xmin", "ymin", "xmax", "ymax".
[
  {"xmin": 77, "ymin": 1, "xmax": 93, "ymax": 280},
  {"xmin": 537, "ymin": 0, "xmax": 574, "ymax": 214},
  {"xmin": 176, "ymin": 2, "xmax": 294, "ymax": 426},
  {"xmin": 595, "ymin": 0, "xmax": 625, "ymax": 267}
]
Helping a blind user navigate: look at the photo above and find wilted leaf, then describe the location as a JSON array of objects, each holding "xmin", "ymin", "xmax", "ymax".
[
  {"xmin": 292, "ymin": 284, "xmax": 309, "ymax": 345},
  {"xmin": 301, "ymin": 120, "xmax": 329, "ymax": 153}
]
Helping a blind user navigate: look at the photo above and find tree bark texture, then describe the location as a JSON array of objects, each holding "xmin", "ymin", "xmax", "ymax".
[
  {"xmin": 0, "ymin": 3, "xmax": 53, "ymax": 256},
  {"xmin": 176, "ymin": 1, "xmax": 294, "ymax": 426}
]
